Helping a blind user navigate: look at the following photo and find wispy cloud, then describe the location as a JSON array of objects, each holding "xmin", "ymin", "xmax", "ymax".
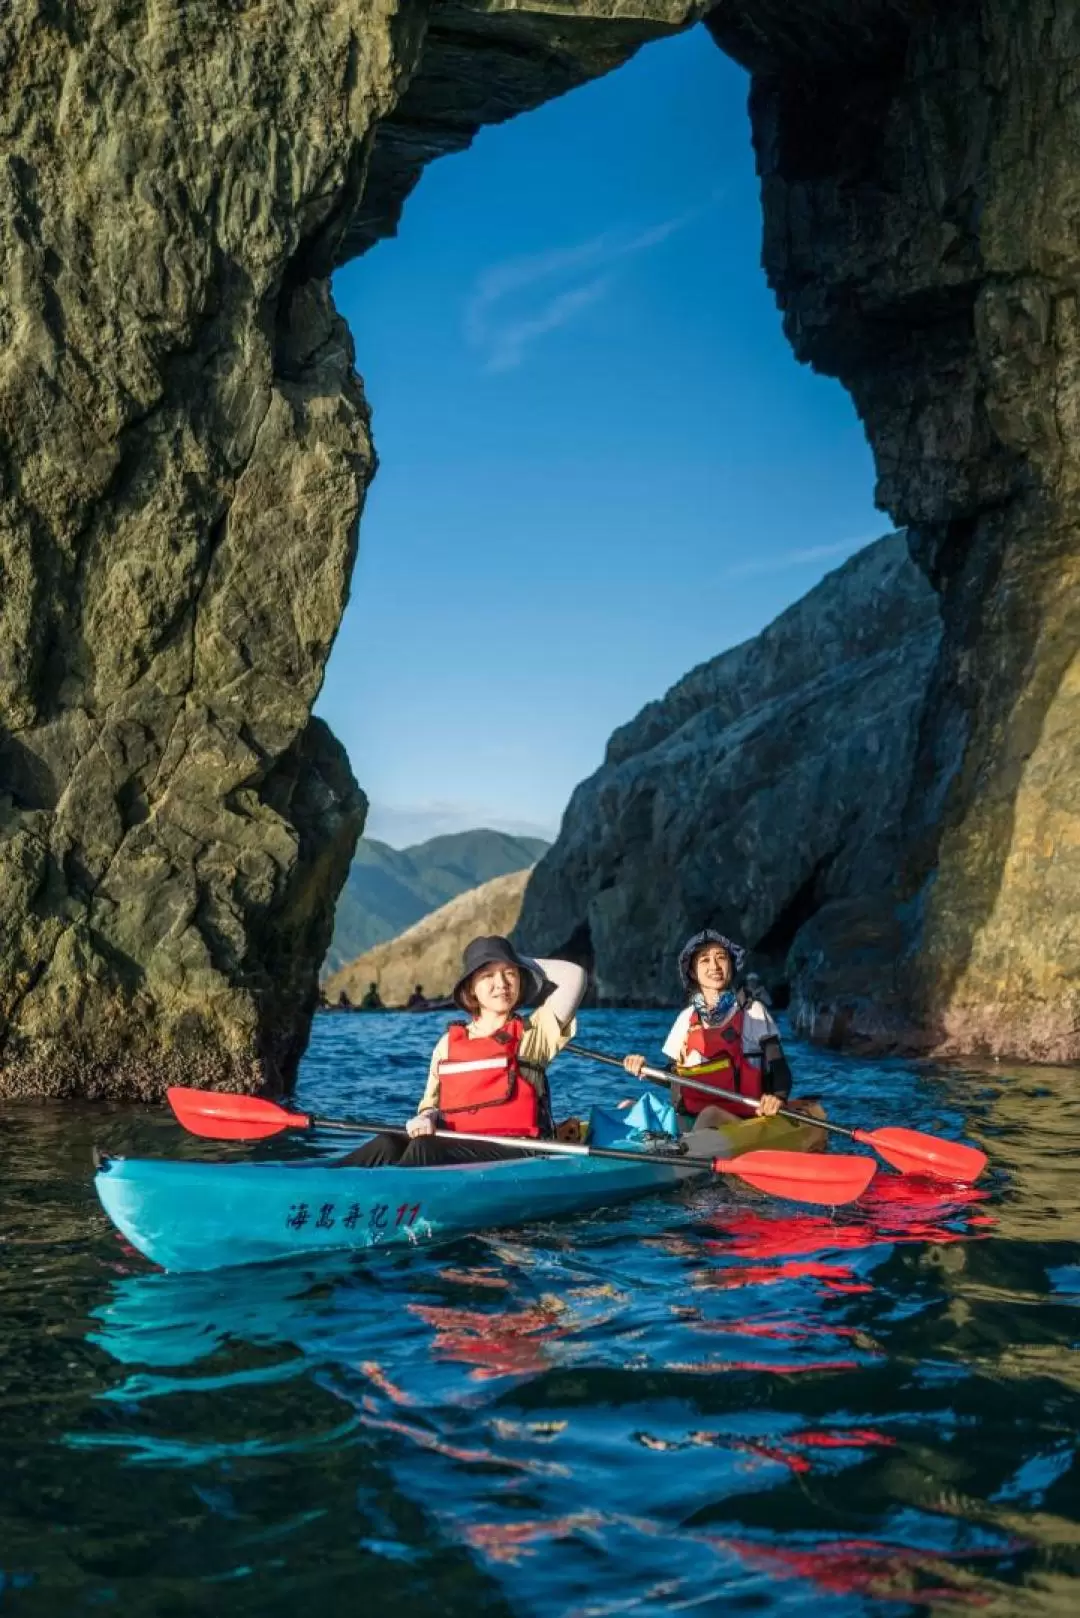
[
  {"xmin": 728, "ymin": 535, "xmax": 880, "ymax": 580},
  {"xmin": 481, "ymin": 275, "xmax": 615, "ymax": 374},
  {"xmin": 465, "ymin": 201, "xmax": 713, "ymax": 374}
]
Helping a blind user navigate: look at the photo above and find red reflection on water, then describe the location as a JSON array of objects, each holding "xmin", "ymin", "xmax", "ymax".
[
  {"xmin": 360, "ymin": 1361, "xmax": 418, "ymax": 1406},
  {"xmin": 705, "ymin": 1214, "xmax": 876, "ymax": 1262},
  {"xmin": 739, "ymin": 1316, "xmax": 852, "ymax": 1338},
  {"xmin": 715, "ymin": 1184, "xmax": 988, "ymax": 1256},
  {"xmin": 709, "ymin": 1425, "xmax": 896, "ymax": 1474},
  {"xmin": 687, "ymin": 1315, "xmax": 866, "ymax": 1341},
  {"xmin": 464, "ymin": 1510, "xmax": 1002, "ymax": 1604},
  {"xmin": 737, "ymin": 1440, "xmax": 812, "ymax": 1473},
  {"xmin": 361, "ymin": 1411, "xmax": 569, "ymax": 1477},
  {"xmin": 860, "ymin": 1175, "xmax": 993, "ymax": 1226},
  {"xmin": 688, "ymin": 1179, "xmax": 992, "ymax": 1296},
  {"xmin": 638, "ymin": 1423, "xmax": 896, "ymax": 1475},
  {"xmin": 788, "ymin": 1427, "xmax": 896, "ymax": 1449},
  {"xmin": 685, "ymin": 1433, "xmax": 814, "ymax": 1474},
  {"xmin": 409, "ymin": 1298, "xmax": 572, "ymax": 1381},
  {"xmin": 362, "ymin": 1410, "xmax": 503, "ymax": 1466},
  {"xmin": 464, "ymin": 1510, "xmax": 608, "ymax": 1563},
  {"xmin": 694, "ymin": 1212, "xmax": 881, "ymax": 1296},
  {"xmin": 714, "ymin": 1533, "xmax": 996, "ymax": 1605},
  {"xmin": 103, "ymin": 1233, "xmax": 152, "ymax": 1273},
  {"xmin": 437, "ymin": 1266, "xmax": 510, "ymax": 1290},
  {"xmin": 693, "ymin": 1257, "xmax": 874, "ymax": 1294},
  {"xmin": 664, "ymin": 1357, "xmax": 859, "ymax": 1376}
]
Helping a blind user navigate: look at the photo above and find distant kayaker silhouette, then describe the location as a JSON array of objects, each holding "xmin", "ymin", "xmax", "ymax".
[
  {"xmin": 359, "ymin": 982, "xmax": 384, "ymax": 1011},
  {"xmin": 406, "ymin": 984, "xmax": 428, "ymax": 1009}
]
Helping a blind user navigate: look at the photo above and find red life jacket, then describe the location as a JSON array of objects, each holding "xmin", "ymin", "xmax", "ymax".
[
  {"xmin": 678, "ymin": 1007, "xmax": 764, "ymax": 1117},
  {"xmin": 436, "ymin": 1018, "xmax": 541, "ymax": 1137}
]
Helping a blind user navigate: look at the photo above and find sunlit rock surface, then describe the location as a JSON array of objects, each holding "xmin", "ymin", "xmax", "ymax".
[
  {"xmin": 3, "ymin": 0, "xmax": 1080, "ymax": 1086},
  {"xmin": 0, "ymin": 1, "xmax": 711, "ymax": 1095},
  {"xmin": 515, "ymin": 534, "xmax": 942, "ymax": 1029}
]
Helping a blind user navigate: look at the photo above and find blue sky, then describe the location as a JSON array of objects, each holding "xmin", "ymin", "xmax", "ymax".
[{"xmin": 320, "ymin": 24, "xmax": 881, "ymax": 849}]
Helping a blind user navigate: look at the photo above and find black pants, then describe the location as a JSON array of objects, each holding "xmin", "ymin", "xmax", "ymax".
[{"xmin": 337, "ymin": 1133, "xmax": 531, "ymax": 1168}]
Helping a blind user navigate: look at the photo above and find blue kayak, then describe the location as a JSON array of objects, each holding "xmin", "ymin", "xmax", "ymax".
[{"xmin": 93, "ymin": 1111, "xmax": 823, "ymax": 1273}]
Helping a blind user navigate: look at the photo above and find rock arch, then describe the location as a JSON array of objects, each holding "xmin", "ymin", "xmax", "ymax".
[
  {"xmin": 0, "ymin": 0, "xmax": 1074, "ymax": 1095},
  {"xmin": 725, "ymin": 0, "xmax": 1080, "ymax": 1059}
]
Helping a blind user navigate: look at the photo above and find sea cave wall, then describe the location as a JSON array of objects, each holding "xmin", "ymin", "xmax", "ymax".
[
  {"xmin": 514, "ymin": 532, "xmax": 943, "ymax": 1038},
  {"xmin": 2, "ymin": 0, "xmax": 1078, "ymax": 1091},
  {"xmin": 709, "ymin": 0, "xmax": 1080, "ymax": 1057}
]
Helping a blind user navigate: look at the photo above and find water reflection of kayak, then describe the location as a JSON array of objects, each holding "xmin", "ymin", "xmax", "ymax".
[{"xmin": 93, "ymin": 1111, "xmax": 825, "ymax": 1274}]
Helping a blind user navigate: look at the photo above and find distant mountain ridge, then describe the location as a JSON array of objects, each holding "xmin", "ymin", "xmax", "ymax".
[
  {"xmin": 324, "ymin": 829, "xmax": 550, "ymax": 973},
  {"xmin": 324, "ymin": 869, "xmax": 534, "ymax": 1007}
]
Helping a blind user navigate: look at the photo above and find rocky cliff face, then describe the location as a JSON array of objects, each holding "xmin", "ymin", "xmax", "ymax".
[
  {"xmin": 325, "ymin": 866, "xmax": 532, "ymax": 1008},
  {"xmin": 708, "ymin": 0, "xmax": 1080, "ymax": 1057},
  {"xmin": 0, "ymin": 1, "xmax": 421, "ymax": 1095},
  {"xmin": 0, "ymin": 1, "xmax": 710, "ymax": 1096},
  {"xmin": 4, "ymin": 0, "xmax": 1079, "ymax": 1088},
  {"xmin": 515, "ymin": 534, "xmax": 941, "ymax": 1015}
]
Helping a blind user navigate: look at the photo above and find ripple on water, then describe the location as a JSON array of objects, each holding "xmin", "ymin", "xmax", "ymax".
[{"xmin": 0, "ymin": 1010, "xmax": 1077, "ymax": 1614}]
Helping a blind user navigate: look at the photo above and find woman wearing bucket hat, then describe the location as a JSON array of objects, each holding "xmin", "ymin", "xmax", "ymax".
[
  {"xmin": 341, "ymin": 937, "xmax": 587, "ymax": 1167},
  {"xmin": 622, "ymin": 929, "xmax": 792, "ymax": 1130}
]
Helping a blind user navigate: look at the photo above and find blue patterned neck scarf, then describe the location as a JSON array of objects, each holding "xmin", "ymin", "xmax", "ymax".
[{"xmin": 692, "ymin": 989, "xmax": 738, "ymax": 1026}]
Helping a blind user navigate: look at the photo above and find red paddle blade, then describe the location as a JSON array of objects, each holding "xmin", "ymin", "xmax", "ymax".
[
  {"xmin": 713, "ymin": 1149, "xmax": 876, "ymax": 1208},
  {"xmin": 166, "ymin": 1086, "xmax": 309, "ymax": 1141},
  {"xmin": 854, "ymin": 1126, "xmax": 987, "ymax": 1183}
]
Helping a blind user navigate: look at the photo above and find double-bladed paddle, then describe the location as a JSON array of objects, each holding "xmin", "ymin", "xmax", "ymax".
[
  {"xmin": 566, "ymin": 1044, "xmax": 988, "ymax": 1184},
  {"xmin": 165, "ymin": 1086, "xmax": 876, "ymax": 1207}
]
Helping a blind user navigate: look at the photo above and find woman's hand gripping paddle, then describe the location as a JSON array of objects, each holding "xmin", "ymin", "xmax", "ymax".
[
  {"xmin": 566, "ymin": 1044, "xmax": 988, "ymax": 1184},
  {"xmin": 165, "ymin": 1087, "xmax": 876, "ymax": 1207}
]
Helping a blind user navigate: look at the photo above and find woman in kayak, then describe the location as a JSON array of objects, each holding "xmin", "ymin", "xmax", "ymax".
[
  {"xmin": 341, "ymin": 935, "xmax": 587, "ymax": 1167},
  {"xmin": 623, "ymin": 929, "xmax": 792, "ymax": 1130}
]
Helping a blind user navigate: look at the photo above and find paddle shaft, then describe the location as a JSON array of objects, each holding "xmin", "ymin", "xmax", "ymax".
[
  {"xmin": 568, "ymin": 1045, "xmax": 989, "ymax": 1184},
  {"xmin": 303, "ymin": 1113, "xmax": 695, "ymax": 1169},
  {"xmin": 165, "ymin": 1087, "xmax": 879, "ymax": 1205},
  {"xmin": 565, "ymin": 1042, "xmax": 860, "ymax": 1145}
]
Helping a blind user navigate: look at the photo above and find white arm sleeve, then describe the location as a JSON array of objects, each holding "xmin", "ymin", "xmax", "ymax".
[
  {"xmin": 741, "ymin": 1002, "xmax": 780, "ymax": 1055},
  {"xmin": 662, "ymin": 1008, "xmax": 693, "ymax": 1063},
  {"xmin": 531, "ymin": 957, "xmax": 588, "ymax": 1028}
]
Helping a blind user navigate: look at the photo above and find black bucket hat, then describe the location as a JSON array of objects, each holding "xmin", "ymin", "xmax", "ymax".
[
  {"xmin": 451, "ymin": 935, "xmax": 547, "ymax": 1012},
  {"xmin": 677, "ymin": 928, "xmax": 746, "ymax": 993}
]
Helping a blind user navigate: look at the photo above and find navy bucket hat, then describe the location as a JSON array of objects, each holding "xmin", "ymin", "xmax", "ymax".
[
  {"xmin": 677, "ymin": 929, "xmax": 746, "ymax": 993},
  {"xmin": 451, "ymin": 935, "xmax": 547, "ymax": 1011}
]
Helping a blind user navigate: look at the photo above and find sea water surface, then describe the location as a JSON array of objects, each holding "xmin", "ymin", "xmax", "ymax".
[{"xmin": 0, "ymin": 1009, "xmax": 1078, "ymax": 1616}]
